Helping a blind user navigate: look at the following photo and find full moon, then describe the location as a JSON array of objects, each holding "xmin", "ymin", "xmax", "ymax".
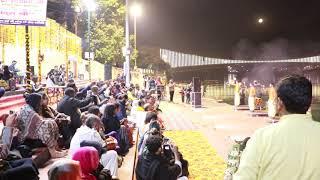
[{"xmin": 258, "ymin": 18, "xmax": 264, "ymax": 24}]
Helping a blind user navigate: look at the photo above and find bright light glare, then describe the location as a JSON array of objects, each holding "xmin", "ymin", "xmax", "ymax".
[
  {"xmin": 74, "ymin": 5, "xmax": 81, "ymax": 13},
  {"xmin": 131, "ymin": 3, "xmax": 142, "ymax": 17},
  {"xmin": 258, "ymin": 18, "xmax": 264, "ymax": 24},
  {"xmin": 84, "ymin": 0, "xmax": 96, "ymax": 11}
]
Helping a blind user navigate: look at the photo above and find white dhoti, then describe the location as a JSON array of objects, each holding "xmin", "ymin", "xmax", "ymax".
[
  {"xmin": 248, "ymin": 96, "xmax": 255, "ymax": 111},
  {"xmin": 268, "ymin": 100, "xmax": 277, "ymax": 118},
  {"xmin": 234, "ymin": 93, "xmax": 240, "ymax": 107},
  {"xmin": 100, "ymin": 150, "xmax": 118, "ymax": 177}
]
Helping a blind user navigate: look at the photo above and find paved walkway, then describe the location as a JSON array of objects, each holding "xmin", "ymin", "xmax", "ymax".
[{"xmin": 160, "ymin": 97, "xmax": 270, "ymax": 159}]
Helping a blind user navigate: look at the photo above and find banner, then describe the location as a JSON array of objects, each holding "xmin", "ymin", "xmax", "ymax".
[{"xmin": 0, "ymin": 0, "xmax": 48, "ymax": 26}]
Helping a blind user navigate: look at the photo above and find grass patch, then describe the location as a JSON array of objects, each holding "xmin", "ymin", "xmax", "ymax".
[{"xmin": 164, "ymin": 131, "xmax": 226, "ymax": 180}]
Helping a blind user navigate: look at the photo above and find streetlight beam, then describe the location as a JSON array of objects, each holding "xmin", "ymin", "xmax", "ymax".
[
  {"xmin": 131, "ymin": 3, "xmax": 142, "ymax": 17},
  {"xmin": 83, "ymin": 0, "xmax": 96, "ymax": 12},
  {"xmin": 131, "ymin": 3, "xmax": 142, "ymax": 68}
]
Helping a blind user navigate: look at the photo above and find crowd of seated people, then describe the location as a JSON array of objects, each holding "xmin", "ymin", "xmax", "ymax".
[{"xmin": 0, "ymin": 76, "xmax": 191, "ymax": 180}]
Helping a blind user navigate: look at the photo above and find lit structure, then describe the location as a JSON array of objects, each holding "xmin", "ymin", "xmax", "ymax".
[{"xmin": 160, "ymin": 49, "xmax": 320, "ymax": 68}]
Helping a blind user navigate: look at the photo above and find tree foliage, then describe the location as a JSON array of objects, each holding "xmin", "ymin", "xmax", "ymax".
[{"xmin": 72, "ymin": 0, "xmax": 137, "ymax": 65}]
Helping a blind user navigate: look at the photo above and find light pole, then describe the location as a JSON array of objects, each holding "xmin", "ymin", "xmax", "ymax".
[
  {"xmin": 125, "ymin": 0, "xmax": 130, "ymax": 87},
  {"xmin": 131, "ymin": 3, "xmax": 142, "ymax": 68},
  {"xmin": 84, "ymin": 0, "xmax": 96, "ymax": 81}
]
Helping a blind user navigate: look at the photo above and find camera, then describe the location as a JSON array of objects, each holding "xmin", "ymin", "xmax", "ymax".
[{"xmin": 163, "ymin": 138, "xmax": 174, "ymax": 158}]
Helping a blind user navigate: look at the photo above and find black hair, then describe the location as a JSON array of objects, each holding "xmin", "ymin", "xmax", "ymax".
[
  {"xmin": 149, "ymin": 121, "xmax": 161, "ymax": 131},
  {"xmin": 149, "ymin": 128, "xmax": 160, "ymax": 136},
  {"xmin": 64, "ymin": 87, "xmax": 76, "ymax": 97},
  {"xmin": 25, "ymin": 93, "xmax": 42, "ymax": 113},
  {"xmin": 276, "ymin": 75, "xmax": 312, "ymax": 114},
  {"xmin": 240, "ymin": 137, "xmax": 251, "ymax": 151},
  {"xmin": 3, "ymin": 65, "xmax": 9, "ymax": 72},
  {"xmin": 40, "ymin": 92, "xmax": 49, "ymax": 100},
  {"xmin": 123, "ymin": 94, "xmax": 128, "ymax": 100},
  {"xmin": 145, "ymin": 135, "xmax": 163, "ymax": 154},
  {"xmin": 66, "ymin": 83, "xmax": 76, "ymax": 89},
  {"xmin": 88, "ymin": 106, "xmax": 100, "ymax": 116},
  {"xmin": 144, "ymin": 103, "xmax": 151, "ymax": 112},
  {"xmin": 66, "ymin": 83, "xmax": 78, "ymax": 92},
  {"xmin": 85, "ymin": 114, "xmax": 101, "ymax": 129},
  {"xmin": 114, "ymin": 102, "xmax": 120, "ymax": 109},
  {"xmin": 138, "ymin": 100, "xmax": 145, "ymax": 107},
  {"xmin": 145, "ymin": 112, "xmax": 158, "ymax": 124},
  {"xmin": 103, "ymin": 104, "xmax": 116, "ymax": 119}
]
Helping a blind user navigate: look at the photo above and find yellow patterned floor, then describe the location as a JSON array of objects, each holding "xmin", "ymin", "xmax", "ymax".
[{"xmin": 164, "ymin": 131, "xmax": 226, "ymax": 180}]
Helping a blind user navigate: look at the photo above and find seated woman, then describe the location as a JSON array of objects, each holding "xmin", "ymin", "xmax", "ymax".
[
  {"xmin": 72, "ymin": 147, "xmax": 100, "ymax": 180},
  {"xmin": 115, "ymin": 103, "xmax": 134, "ymax": 146},
  {"xmin": 41, "ymin": 93, "xmax": 70, "ymax": 147},
  {"xmin": 41, "ymin": 93, "xmax": 69, "ymax": 119},
  {"xmin": 102, "ymin": 104, "xmax": 120, "ymax": 134},
  {"xmin": 102, "ymin": 104, "xmax": 130, "ymax": 155},
  {"xmin": 15, "ymin": 93, "xmax": 67, "ymax": 158},
  {"xmin": 48, "ymin": 159, "xmax": 81, "ymax": 180}
]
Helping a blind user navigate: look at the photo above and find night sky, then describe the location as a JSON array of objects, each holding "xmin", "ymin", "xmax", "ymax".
[{"xmin": 137, "ymin": 0, "xmax": 320, "ymax": 58}]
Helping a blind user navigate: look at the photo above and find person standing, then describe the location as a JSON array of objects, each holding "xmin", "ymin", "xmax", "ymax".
[
  {"xmin": 186, "ymin": 82, "xmax": 192, "ymax": 104},
  {"xmin": 248, "ymin": 83, "xmax": 256, "ymax": 112},
  {"xmin": 143, "ymin": 75, "xmax": 148, "ymax": 89},
  {"xmin": 234, "ymin": 75, "xmax": 320, "ymax": 180},
  {"xmin": 148, "ymin": 77, "xmax": 156, "ymax": 91},
  {"xmin": 179, "ymin": 87, "xmax": 185, "ymax": 103},
  {"xmin": 234, "ymin": 81, "xmax": 241, "ymax": 109},
  {"xmin": 168, "ymin": 79, "xmax": 175, "ymax": 102},
  {"xmin": 239, "ymin": 82, "xmax": 246, "ymax": 105},
  {"xmin": 267, "ymin": 83, "xmax": 277, "ymax": 118}
]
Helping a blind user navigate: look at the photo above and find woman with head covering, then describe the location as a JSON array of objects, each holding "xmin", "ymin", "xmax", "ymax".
[
  {"xmin": 72, "ymin": 147, "xmax": 100, "ymax": 180},
  {"xmin": 48, "ymin": 159, "xmax": 81, "ymax": 180},
  {"xmin": 102, "ymin": 103, "xmax": 131, "ymax": 155},
  {"xmin": 16, "ymin": 93, "xmax": 67, "ymax": 158}
]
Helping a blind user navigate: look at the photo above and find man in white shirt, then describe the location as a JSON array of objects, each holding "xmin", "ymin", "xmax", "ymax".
[
  {"xmin": 69, "ymin": 114, "xmax": 118, "ymax": 178},
  {"xmin": 234, "ymin": 75, "xmax": 320, "ymax": 180}
]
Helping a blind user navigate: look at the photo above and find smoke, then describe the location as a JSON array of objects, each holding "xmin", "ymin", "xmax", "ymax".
[
  {"xmin": 241, "ymin": 64, "xmax": 275, "ymax": 84},
  {"xmin": 232, "ymin": 38, "xmax": 320, "ymax": 60},
  {"xmin": 258, "ymin": 38, "xmax": 288, "ymax": 60},
  {"xmin": 232, "ymin": 38, "xmax": 290, "ymax": 60},
  {"xmin": 234, "ymin": 38, "xmax": 320, "ymax": 84}
]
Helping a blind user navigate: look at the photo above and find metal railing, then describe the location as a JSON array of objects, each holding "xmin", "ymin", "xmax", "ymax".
[{"xmin": 204, "ymin": 84, "xmax": 320, "ymax": 100}]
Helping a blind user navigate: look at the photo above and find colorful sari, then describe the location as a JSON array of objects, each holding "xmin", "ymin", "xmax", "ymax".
[{"xmin": 16, "ymin": 104, "xmax": 59, "ymax": 149}]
